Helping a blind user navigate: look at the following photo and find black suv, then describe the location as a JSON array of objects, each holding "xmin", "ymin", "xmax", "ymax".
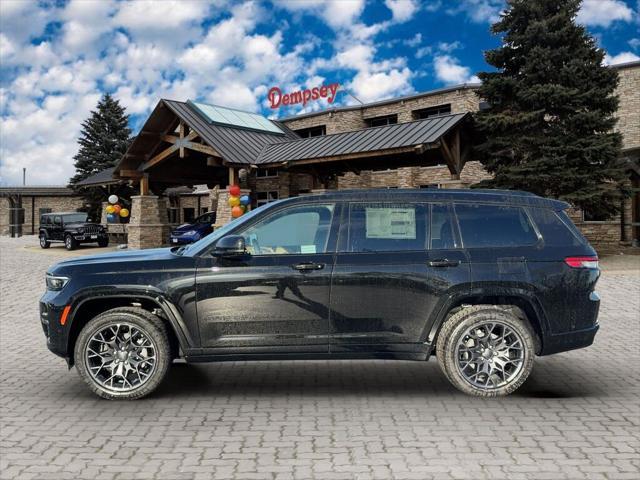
[
  {"xmin": 39, "ymin": 212, "xmax": 109, "ymax": 251},
  {"xmin": 40, "ymin": 190, "xmax": 600, "ymax": 400}
]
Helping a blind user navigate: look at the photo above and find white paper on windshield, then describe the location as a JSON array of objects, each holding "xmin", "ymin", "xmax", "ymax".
[{"xmin": 365, "ymin": 207, "xmax": 416, "ymax": 239}]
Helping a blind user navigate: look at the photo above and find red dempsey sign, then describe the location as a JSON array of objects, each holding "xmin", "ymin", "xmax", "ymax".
[{"xmin": 268, "ymin": 83, "xmax": 340, "ymax": 109}]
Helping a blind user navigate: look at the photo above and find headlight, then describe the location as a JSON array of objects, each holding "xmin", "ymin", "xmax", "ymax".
[{"xmin": 46, "ymin": 274, "xmax": 70, "ymax": 291}]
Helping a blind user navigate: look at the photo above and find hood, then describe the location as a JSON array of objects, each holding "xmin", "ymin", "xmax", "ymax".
[
  {"xmin": 173, "ymin": 223, "xmax": 204, "ymax": 233},
  {"xmin": 49, "ymin": 247, "xmax": 174, "ymax": 273},
  {"xmin": 65, "ymin": 222, "xmax": 101, "ymax": 229}
]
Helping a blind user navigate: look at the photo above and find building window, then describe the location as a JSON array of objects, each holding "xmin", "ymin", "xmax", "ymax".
[
  {"xmin": 420, "ymin": 184, "xmax": 440, "ymax": 189},
  {"xmin": 294, "ymin": 125, "xmax": 326, "ymax": 138},
  {"xmin": 257, "ymin": 191, "xmax": 279, "ymax": 206},
  {"xmin": 183, "ymin": 208, "xmax": 195, "ymax": 223},
  {"xmin": 257, "ymin": 168, "xmax": 279, "ymax": 178},
  {"xmin": 168, "ymin": 208, "xmax": 179, "ymax": 223},
  {"xmin": 413, "ymin": 104, "xmax": 452, "ymax": 119},
  {"xmin": 365, "ymin": 114, "xmax": 397, "ymax": 128},
  {"xmin": 200, "ymin": 207, "xmax": 209, "ymax": 215}
]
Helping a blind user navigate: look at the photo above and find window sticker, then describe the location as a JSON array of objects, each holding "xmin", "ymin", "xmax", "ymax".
[
  {"xmin": 300, "ymin": 244, "xmax": 317, "ymax": 254},
  {"xmin": 365, "ymin": 207, "xmax": 416, "ymax": 239}
]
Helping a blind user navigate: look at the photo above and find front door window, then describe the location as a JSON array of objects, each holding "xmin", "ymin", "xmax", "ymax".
[{"xmin": 239, "ymin": 204, "xmax": 335, "ymax": 255}]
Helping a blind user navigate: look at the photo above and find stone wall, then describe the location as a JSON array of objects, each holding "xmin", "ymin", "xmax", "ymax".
[
  {"xmin": 615, "ymin": 63, "xmax": 640, "ymax": 151},
  {"xmin": 0, "ymin": 195, "xmax": 84, "ymax": 236},
  {"xmin": 283, "ymin": 86, "xmax": 480, "ymax": 134}
]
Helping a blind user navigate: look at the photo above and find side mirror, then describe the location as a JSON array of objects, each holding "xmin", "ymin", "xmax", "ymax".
[{"xmin": 213, "ymin": 235, "xmax": 246, "ymax": 257}]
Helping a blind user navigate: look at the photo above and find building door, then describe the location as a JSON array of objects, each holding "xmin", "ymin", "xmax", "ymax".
[
  {"xmin": 329, "ymin": 202, "xmax": 470, "ymax": 354},
  {"xmin": 195, "ymin": 202, "xmax": 339, "ymax": 352}
]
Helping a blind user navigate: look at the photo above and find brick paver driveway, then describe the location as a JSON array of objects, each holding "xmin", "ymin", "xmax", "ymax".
[{"xmin": 1, "ymin": 236, "xmax": 639, "ymax": 480}]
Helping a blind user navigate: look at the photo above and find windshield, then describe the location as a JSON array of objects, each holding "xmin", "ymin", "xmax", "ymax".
[
  {"xmin": 179, "ymin": 202, "xmax": 274, "ymax": 256},
  {"xmin": 63, "ymin": 213, "xmax": 89, "ymax": 223}
]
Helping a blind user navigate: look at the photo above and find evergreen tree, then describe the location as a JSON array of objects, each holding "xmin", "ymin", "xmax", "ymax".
[
  {"xmin": 70, "ymin": 93, "xmax": 131, "ymax": 185},
  {"xmin": 473, "ymin": 0, "xmax": 626, "ymax": 218}
]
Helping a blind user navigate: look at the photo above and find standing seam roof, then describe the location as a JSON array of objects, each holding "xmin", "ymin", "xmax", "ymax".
[{"xmin": 255, "ymin": 113, "xmax": 468, "ymax": 164}]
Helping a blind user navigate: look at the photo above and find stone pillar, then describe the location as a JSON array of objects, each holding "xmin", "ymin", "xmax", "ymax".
[
  {"xmin": 214, "ymin": 189, "xmax": 251, "ymax": 228},
  {"xmin": 100, "ymin": 202, "xmax": 108, "ymax": 225},
  {"xmin": 127, "ymin": 195, "xmax": 170, "ymax": 249}
]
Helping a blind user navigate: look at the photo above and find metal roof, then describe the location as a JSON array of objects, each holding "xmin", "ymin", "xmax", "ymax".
[
  {"xmin": 256, "ymin": 113, "xmax": 468, "ymax": 165},
  {"xmin": 162, "ymin": 100, "xmax": 299, "ymax": 166},
  {"xmin": 74, "ymin": 167, "xmax": 119, "ymax": 187},
  {"xmin": 0, "ymin": 186, "xmax": 78, "ymax": 196}
]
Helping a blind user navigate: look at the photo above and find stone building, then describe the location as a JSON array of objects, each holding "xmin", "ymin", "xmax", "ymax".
[{"xmin": 0, "ymin": 187, "xmax": 85, "ymax": 236}]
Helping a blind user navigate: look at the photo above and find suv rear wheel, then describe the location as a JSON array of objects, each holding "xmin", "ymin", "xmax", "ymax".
[
  {"xmin": 64, "ymin": 234, "xmax": 77, "ymax": 251},
  {"xmin": 74, "ymin": 307, "xmax": 171, "ymax": 400},
  {"xmin": 436, "ymin": 305, "xmax": 535, "ymax": 397}
]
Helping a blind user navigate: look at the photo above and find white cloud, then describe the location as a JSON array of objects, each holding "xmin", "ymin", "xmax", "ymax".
[
  {"xmin": 604, "ymin": 51, "xmax": 640, "ymax": 65},
  {"xmin": 629, "ymin": 38, "xmax": 640, "ymax": 50},
  {"xmin": 385, "ymin": 0, "xmax": 419, "ymax": 23},
  {"xmin": 433, "ymin": 55, "xmax": 479, "ymax": 84},
  {"xmin": 577, "ymin": 0, "xmax": 633, "ymax": 28},
  {"xmin": 404, "ymin": 33, "xmax": 422, "ymax": 47},
  {"xmin": 350, "ymin": 68, "xmax": 413, "ymax": 103},
  {"xmin": 446, "ymin": 0, "xmax": 503, "ymax": 24},
  {"xmin": 275, "ymin": 0, "xmax": 365, "ymax": 30}
]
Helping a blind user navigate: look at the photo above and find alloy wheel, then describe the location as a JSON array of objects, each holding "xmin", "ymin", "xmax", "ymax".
[
  {"xmin": 455, "ymin": 322, "xmax": 525, "ymax": 389},
  {"xmin": 84, "ymin": 322, "xmax": 157, "ymax": 393}
]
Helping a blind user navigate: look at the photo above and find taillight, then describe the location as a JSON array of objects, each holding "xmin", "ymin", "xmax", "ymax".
[{"xmin": 564, "ymin": 256, "xmax": 599, "ymax": 269}]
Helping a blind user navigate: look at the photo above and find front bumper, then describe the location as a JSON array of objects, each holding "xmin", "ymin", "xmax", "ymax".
[
  {"xmin": 39, "ymin": 299, "xmax": 69, "ymax": 359},
  {"xmin": 73, "ymin": 233, "xmax": 108, "ymax": 242}
]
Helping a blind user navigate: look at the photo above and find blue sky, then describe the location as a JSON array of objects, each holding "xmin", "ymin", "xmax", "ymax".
[{"xmin": 1, "ymin": 0, "xmax": 638, "ymax": 185}]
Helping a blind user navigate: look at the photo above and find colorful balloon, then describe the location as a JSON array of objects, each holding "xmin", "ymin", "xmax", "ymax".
[
  {"xmin": 239, "ymin": 195, "xmax": 250, "ymax": 206},
  {"xmin": 229, "ymin": 185, "xmax": 241, "ymax": 196},
  {"xmin": 113, "ymin": 204, "xmax": 122, "ymax": 214},
  {"xmin": 105, "ymin": 205, "xmax": 115, "ymax": 214},
  {"xmin": 106, "ymin": 213, "xmax": 117, "ymax": 223},
  {"xmin": 228, "ymin": 196, "xmax": 240, "ymax": 207},
  {"xmin": 119, "ymin": 208, "xmax": 129, "ymax": 218},
  {"xmin": 108, "ymin": 195, "xmax": 118, "ymax": 204},
  {"xmin": 231, "ymin": 206, "xmax": 243, "ymax": 218}
]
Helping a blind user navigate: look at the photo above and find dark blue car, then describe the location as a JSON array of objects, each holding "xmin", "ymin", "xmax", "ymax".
[{"xmin": 169, "ymin": 212, "xmax": 216, "ymax": 245}]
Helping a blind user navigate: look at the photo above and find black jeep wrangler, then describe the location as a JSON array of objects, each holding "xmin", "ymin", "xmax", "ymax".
[
  {"xmin": 40, "ymin": 190, "xmax": 600, "ymax": 400},
  {"xmin": 39, "ymin": 212, "xmax": 109, "ymax": 251}
]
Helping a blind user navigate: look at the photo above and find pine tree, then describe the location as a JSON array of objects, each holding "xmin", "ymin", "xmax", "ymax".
[
  {"xmin": 473, "ymin": 0, "xmax": 627, "ymax": 218},
  {"xmin": 70, "ymin": 93, "xmax": 131, "ymax": 185}
]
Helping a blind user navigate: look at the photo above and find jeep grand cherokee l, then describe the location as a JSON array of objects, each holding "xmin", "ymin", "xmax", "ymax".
[
  {"xmin": 39, "ymin": 212, "xmax": 109, "ymax": 251},
  {"xmin": 39, "ymin": 189, "xmax": 600, "ymax": 400}
]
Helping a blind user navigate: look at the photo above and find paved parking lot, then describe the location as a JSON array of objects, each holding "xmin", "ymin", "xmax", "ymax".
[{"xmin": 1, "ymin": 236, "xmax": 639, "ymax": 480}]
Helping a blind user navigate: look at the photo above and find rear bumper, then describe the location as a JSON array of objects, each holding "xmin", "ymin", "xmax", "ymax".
[{"xmin": 540, "ymin": 324, "xmax": 599, "ymax": 355}]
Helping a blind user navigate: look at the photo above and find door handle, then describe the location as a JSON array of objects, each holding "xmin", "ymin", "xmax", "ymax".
[
  {"xmin": 428, "ymin": 259, "xmax": 460, "ymax": 268},
  {"xmin": 292, "ymin": 262, "xmax": 325, "ymax": 271}
]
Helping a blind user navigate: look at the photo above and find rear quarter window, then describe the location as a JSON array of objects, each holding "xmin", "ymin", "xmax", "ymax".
[
  {"xmin": 528, "ymin": 208, "xmax": 585, "ymax": 247},
  {"xmin": 455, "ymin": 203, "xmax": 538, "ymax": 248}
]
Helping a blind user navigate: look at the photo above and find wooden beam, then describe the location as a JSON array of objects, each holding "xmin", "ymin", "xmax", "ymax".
[
  {"xmin": 119, "ymin": 169, "xmax": 143, "ymax": 179},
  {"xmin": 179, "ymin": 122, "xmax": 185, "ymax": 158},
  {"xmin": 183, "ymin": 141, "xmax": 221, "ymax": 157},
  {"xmin": 228, "ymin": 167, "xmax": 238, "ymax": 185},
  {"xmin": 439, "ymin": 137, "xmax": 459, "ymax": 177},
  {"xmin": 140, "ymin": 144, "xmax": 179, "ymax": 171},
  {"xmin": 161, "ymin": 130, "xmax": 198, "ymax": 145},
  {"xmin": 140, "ymin": 173, "xmax": 149, "ymax": 195}
]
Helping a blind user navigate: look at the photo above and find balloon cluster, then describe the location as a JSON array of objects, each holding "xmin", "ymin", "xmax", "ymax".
[
  {"xmin": 105, "ymin": 194, "xmax": 129, "ymax": 223},
  {"xmin": 228, "ymin": 185, "xmax": 250, "ymax": 218}
]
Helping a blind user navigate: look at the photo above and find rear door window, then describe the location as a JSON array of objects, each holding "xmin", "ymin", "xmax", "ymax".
[
  {"xmin": 430, "ymin": 203, "xmax": 457, "ymax": 249},
  {"xmin": 345, "ymin": 203, "xmax": 428, "ymax": 252},
  {"xmin": 455, "ymin": 203, "xmax": 538, "ymax": 248},
  {"xmin": 527, "ymin": 208, "xmax": 585, "ymax": 247}
]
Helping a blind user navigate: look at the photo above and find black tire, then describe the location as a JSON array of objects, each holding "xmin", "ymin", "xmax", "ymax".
[
  {"xmin": 98, "ymin": 238, "xmax": 109, "ymax": 248},
  {"xmin": 436, "ymin": 305, "xmax": 535, "ymax": 397},
  {"xmin": 39, "ymin": 233, "xmax": 50, "ymax": 249},
  {"xmin": 64, "ymin": 234, "xmax": 77, "ymax": 251},
  {"xmin": 74, "ymin": 307, "xmax": 171, "ymax": 400}
]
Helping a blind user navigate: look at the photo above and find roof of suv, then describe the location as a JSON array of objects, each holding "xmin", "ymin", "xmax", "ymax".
[
  {"xmin": 285, "ymin": 189, "xmax": 569, "ymax": 210},
  {"xmin": 42, "ymin": 212, "xmax": 88, "ymax": 216}
]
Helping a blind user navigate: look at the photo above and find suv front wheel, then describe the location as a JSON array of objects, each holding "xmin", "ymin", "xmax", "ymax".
[
  {"xmin": 64, "ymin": 234, "xmax": 77, "ymax": 251},
  {"xmin": 39, "ymin": 233, "xmax": 50, "ymax": 249},
  {"xmin": 74, "ymin": 307, "xmax": 171, "ymax": 400},
  {"xmin": 436, "ymin": 305, "xmax": 535, "ymax": 397}
]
